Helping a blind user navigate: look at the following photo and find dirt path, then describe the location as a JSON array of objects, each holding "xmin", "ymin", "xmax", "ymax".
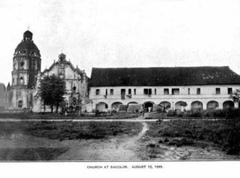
[{"xmin": 57, "ymin": 122, "xmax": 148, "ymax": 161}]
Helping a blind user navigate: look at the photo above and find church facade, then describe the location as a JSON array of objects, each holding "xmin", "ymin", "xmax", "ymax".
[
  {"xmin": 89, "ymin": 67, "xmax": 240, "ymax": 112},
  {"xmin": 32, "ymin": 53, "xmax": 88, "ymax": 112}
]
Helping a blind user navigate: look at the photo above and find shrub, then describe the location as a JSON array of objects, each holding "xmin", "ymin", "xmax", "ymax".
[
  {"xmin": 182, "ymin": 110, "xmax": 203, "ymax": 118},
  {"xmin": 213, "ymin": 109, "xmax": 227, "ymax": 118},
  {"xmin": 175, "ymin": 110, "xmax": 184, "ymax": 117},
  {"xmin": 202, "ymin": 109, "xmax": 240, "ymax": 119},
  {"xmin": 225, "ymin": 129, "xmax": 240, "ymax": 154},
  {"xmin": 166, "ymin": 110, "xmax": 176, "ymax": 117},
  {"xmin": 190, "ymin": 111, "xmax": 203, "ymax": 117},
  {"xmin": 226, "ymin": 109, "xmax": 240, "ymax": 119}
]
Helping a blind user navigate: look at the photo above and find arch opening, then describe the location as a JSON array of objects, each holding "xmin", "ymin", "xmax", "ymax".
[
  {"xmin": 207, "ymin": 101, "xmax": 219, "ymax": 110},
  {"xmin": 19, "ymin": 77, "xmax": 24, "ymax": 85},
  {"xmin": 191, "ymin": 101, "xmax": 203, "ymax": 112},
  {"xmin": 127, "ymin": 102, "xmax": 141, "ymax": 113},
  {"xmin": 96, "ymin": 102, "xmax": 108, "ymax": 112},
  {"xmin": 143, "ymin": 101, "xmax": 154, "ymax": 112},
  {"xmin": 175, "ymin": 101, "xmax": 187, "ymax": 111},
  {"xmin": 159, "ymin": 101, "xmax": 171, "ymax": 111},
  {"xmin": 223, "ymin": 101, "xmax": 234, "ymax": 110},
  {"xmin": 111, "ymin": 102, "xmax": 123, "ymax": 111}
]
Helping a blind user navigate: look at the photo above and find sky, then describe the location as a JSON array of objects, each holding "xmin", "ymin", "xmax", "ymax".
[{"xmin": 0, "ymin": 0, "xmax": 240, "ymax": 85}]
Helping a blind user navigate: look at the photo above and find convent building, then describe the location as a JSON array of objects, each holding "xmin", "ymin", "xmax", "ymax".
[{"xmin": 88, "ymin": 67, "xmax": 240, "ymax": 112}]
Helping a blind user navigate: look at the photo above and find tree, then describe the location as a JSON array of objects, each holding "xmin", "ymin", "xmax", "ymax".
[
  {"xmin": 231, "ymin": 89, "xmax": 240, "ymax": 109},
  {"xmin": 227, "ymin": 89, "xmax": 240, "ymax": 154},
  {"xmin": 39, "ymin": 75, "xmax": 66, "ymax": 113}
]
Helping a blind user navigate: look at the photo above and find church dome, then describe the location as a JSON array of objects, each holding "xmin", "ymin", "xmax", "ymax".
[{"xmin": 14, "ymin": 30, "xmax": 41, "ymax": 57}]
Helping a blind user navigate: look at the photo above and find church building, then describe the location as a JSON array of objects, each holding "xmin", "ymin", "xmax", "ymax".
[
  {"xmin": 8, "ymin": 30, "xmax": 88, "ymax": 112},
  {"xmin": 32, "ymin": 53, "xmax": 88, "ymax": 112}
]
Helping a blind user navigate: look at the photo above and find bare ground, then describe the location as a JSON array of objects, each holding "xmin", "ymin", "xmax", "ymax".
[{"xmin": 57, "ymin": 122, "xmax": 149, "ymax": 161}]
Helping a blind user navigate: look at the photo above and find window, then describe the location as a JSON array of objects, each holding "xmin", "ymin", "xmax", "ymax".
[
  {"xmin": 60, "ymin": 75, "xmax": 64, "ymax": 79},
  {"xmin": 154, "ymin": 88, "xmax": 157, "ymax": 95},
  {"xmin": 20, "ymin": 61, "xmax": 25, "ymax": 69},
  {"xmin": 121, "ymin": 89, "xmax": 126, "ymax": 95},
  {"xmin": 110, "ymin": 89, "xmax": 114, "ymax": 95},
  {"xmin": 149, "ymin": 89, "xmax": 152, "ymax": 95},
  {"xmin": 188, "ymin": 88, "xmax": 190, "ymax": 95},
  {"xmin": 216, "ymin": 88, "xmax": 221, "ymax": 94},
  {"xmin": 121, "ymin": 89, "xmax": 126, "ymax": 99},
  {"xmin": 134, "ymin": 89, "xmax": 136, "ymax": 95},
  {"xmin": 143, "ymin": 88, "xmax": 152, "ymax": 95},
  {"xmin": 128, "ymin": 89, "xmax": 132, "ymax": 95},
  {"xmin": 172, "ymin": 88, "xmax": 180, "ymax": 95},
  {"xmin": 19, "ymin": 77, "xmax": 24, "ymax": 85},
  {"xmin": 32, "ymin": 60, "xmax": 36, "ymax": 70},
  {"xmin": 20, "ymin": 61, "xmax": 24, "ymax": 66},
  {"xmin": 96, "ymin": 89, "xmax": 100, "ymax": 95},
  {"xmin": 105, "ymin": 89, "xmax": 108, "ymax": 96},
  {"xmin": 164, "ymin": 88, "xmax": 169, "ymax": 95},
  {"xmin": 228, "ymin": 88, "xmax": 233, "ymax": 94},
  {"xmin": 197, "ymin": 88, "xmax": 201, "ymax": 95},
  {"xmin": 18, "ymin": 100, "xmax": 23, "ymax": 108},
  {"xmin": 72, "ymin": 86, "xmax": 76, "ymax": 92},
  {"xmin": 144, "ymin": 89, "xmax": 148, "ymax": 95}
]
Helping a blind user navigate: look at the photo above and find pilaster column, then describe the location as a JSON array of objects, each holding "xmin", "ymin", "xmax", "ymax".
[{"xmin": 234, "ymin": 101, "xmax": 239, "ymax": 109}]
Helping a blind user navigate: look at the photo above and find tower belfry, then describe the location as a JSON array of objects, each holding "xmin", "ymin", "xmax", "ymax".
[{"xmin": 10, "ymin": 30, "xmax": 41, "ymax": 109}]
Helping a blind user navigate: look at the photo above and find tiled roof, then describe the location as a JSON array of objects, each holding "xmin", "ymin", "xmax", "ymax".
[{"xmin": 90, "ymin": 66, "xmax": 240, "ymax": 87}]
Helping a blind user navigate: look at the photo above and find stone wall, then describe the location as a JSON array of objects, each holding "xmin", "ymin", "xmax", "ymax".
[{"xmin": 0, "ymin": 83, "xmax": 7, "ymax": 111}]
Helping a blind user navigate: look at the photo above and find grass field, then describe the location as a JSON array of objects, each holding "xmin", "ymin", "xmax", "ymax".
[
  {"xmin": 0, "ymin": 119, "xmax": 239, "ymax": 161},
  {"xmin": 145, "ymin": 119, "xmax": 240, "ymax": 155},
  {"xmin": 0, "ymin": 121, "xmax": 143, "ymax": 160},
  {"xmin": 0, "ymin": 121, "xmax": 143, "ymax": 140},
  {"xmin": 0, "ymin": 112, "xmax": 140, "ymax": 120}
]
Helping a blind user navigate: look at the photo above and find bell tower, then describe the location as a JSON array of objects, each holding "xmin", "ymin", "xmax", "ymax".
[
  {"xmin": 12, "ymin": 30, "xmax": 41, "ymax": 89},
  {"xmin": 10, "ymin": 30, "xmax": 41, "ymax": 110}
]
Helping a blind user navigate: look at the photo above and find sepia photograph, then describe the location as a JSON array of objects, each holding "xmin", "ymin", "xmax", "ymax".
[{"xmin": 1, "ymin": 1, "xmax": 240, "ymax": 171}]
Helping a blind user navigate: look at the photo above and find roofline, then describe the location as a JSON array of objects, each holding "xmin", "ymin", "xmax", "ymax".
[
  {"xmin": 42, "ymin": 60, "xmax": 86, "ymax": 76},
  {"xmin": 90, "ymin": 83, "xmax": 240, "ymax": 87},
  {"xmin": 91, "ymin": 66, "xmax": 230, "ymax": 70}
]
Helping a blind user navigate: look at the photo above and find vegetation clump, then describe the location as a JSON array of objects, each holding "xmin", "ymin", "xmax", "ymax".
[
  {"xmin": 147, "ymin": 114, "xmax": 240, "ymax": 155},
  {"xmin": 39, "ymin": 75, "xmax": 66, "ymax": 113}
]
